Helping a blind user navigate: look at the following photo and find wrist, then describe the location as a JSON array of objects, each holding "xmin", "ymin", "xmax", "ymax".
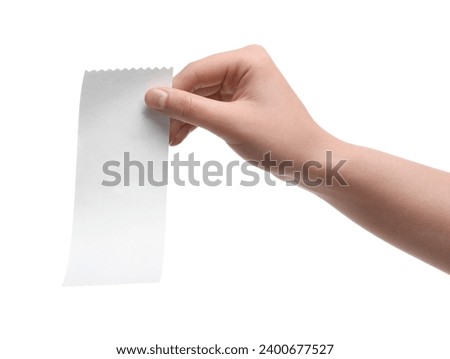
[{"xmin": 287, "ymin": 128, "xmax": 351, "ymax": 191}]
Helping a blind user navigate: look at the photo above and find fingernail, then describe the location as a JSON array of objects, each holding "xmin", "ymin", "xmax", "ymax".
[{"xmin": 146, "ymin": 89, "xmax": 168, "ymax": 110}]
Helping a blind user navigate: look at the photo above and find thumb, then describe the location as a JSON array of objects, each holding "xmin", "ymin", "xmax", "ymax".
[{"xmin": 145, "ymin": 87, "xmax": 234, "ymax": 136}]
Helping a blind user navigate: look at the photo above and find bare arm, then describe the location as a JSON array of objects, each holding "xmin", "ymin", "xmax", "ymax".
[
  {"xmin": 311, "ymin": 141, "xmax": 450, "ymax": 273},
  {"xmin": 145, "ymin": 45, "xmax": 450, "ymax": 274}
]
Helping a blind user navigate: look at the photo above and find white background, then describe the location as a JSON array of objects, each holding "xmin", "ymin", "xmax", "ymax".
[{"xmin": 1, "ymin": 1, "xmax": 449, "ymax": 358}]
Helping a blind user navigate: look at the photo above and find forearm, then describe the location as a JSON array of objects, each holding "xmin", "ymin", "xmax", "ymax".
[{"xmin": 307, "ymin": 140, "xmax": 450, "ymax": 274}]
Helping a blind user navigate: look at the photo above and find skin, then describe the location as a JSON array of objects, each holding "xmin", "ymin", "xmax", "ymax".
[{"xmin": 145, "ymin": 45, "xmax": 450, "ymax": 275}]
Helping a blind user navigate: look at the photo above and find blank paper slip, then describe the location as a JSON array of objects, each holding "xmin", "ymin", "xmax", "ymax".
[{"xmin": 64, "ymin": 68, "xmax": 173, "ymax": 286}]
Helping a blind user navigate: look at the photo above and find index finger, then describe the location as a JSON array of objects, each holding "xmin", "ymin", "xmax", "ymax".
[{"xmin": 173, "ymin": 45, "xmax": 257, "ymax": 93}]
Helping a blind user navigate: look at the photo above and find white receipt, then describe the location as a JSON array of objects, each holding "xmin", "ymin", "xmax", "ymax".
[{"xmin": 64, "ymin": 68, "xmax": 172, "ymax": 286}]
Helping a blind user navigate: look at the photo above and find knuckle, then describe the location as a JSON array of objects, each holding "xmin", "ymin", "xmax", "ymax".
[
  {"xmin": 246, "ymin": 44, "xmax": 269, "ymax": 58},
  {"xmin": 179, "ymin": 63, "xmax": 200, "ymax": 91},
  {"xmin": 247, "ymin": 44, "xmax": 267, "ymax": 54},
  {"xmin": 242, "ymin": 44, "xmax": 271, "ymax": 66},
  {"xmin": 172, "ymin": 92, "xmax": 193, "ymax": 118}
]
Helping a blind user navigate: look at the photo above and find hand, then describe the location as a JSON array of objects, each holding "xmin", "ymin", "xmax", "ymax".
[
  {"xmin": 145, "ymin": 45, "xmax": 450, "ymax": 274},
  {"xmin": 145, "ymin": 45, "xmax": 336, "ymax": 169}
]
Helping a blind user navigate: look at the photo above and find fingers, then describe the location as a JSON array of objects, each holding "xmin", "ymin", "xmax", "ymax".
[
  {"xmin": 172, "ymin": 44, "xmax": 271, "ymax": 93},
  {"xmin": 145, "ymin": 87, "xmax": 236, "ymax": 137},
  {"xmin": 169, "ymin": 119, "xmax": 196, "ymax": 146},
  {"xmin": 173, "ymin": 46, "xmax": 251, "ymax": 92},
  {"xmin": 145, "ymin": 45, "xmax": 269, "ymax": 145}
]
